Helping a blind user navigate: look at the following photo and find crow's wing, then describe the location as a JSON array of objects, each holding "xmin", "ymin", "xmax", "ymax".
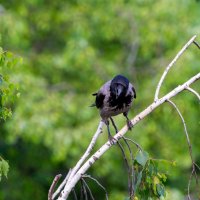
[
  {"xmin": 132, "ymin": 86, "xmax": 136, "ymax": 99},
  {"xmin": 95, "ymin": 92, "xmax": 105, "ymax": 108},
  {"xmin": 93, "ymin": 80, "xmax": 111, "ymax": 109}
]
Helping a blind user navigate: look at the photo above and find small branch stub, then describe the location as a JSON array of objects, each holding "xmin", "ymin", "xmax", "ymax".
[{"xmin": 48, "ymin": 174, "xmax": 62, "ymax": 200}]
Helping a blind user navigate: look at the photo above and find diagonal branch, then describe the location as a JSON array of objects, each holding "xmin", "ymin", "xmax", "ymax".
[
  {"xmin": 52, "ymin": 170, "xmax": 71, "ymax": 199},
  {"xmin": 57, "ymin": 73, "xmax": 200, "ymax": 200},
  {"xmin": 53, "ymin": 121, "xmax": 104, "ymax": 199},
  {"xmin": 154, "ymin": 35, "xmax": 197, "ymax": 101},
  {"xmin": 68, "ymin": 121, "xmax": 103, "ymax": 181}
]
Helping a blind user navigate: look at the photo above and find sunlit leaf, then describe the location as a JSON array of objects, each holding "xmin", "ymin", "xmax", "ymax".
[
  {"xmin": 0, "ymin": 159, "xmax": 9, "ymax": 181},
  {"xmin": 136, "ymin": 151, "xmax": 149, "ymax": 167},
  {"xmin": 156, "ymin": 184, "xmax": 166, "ymax": 197}
]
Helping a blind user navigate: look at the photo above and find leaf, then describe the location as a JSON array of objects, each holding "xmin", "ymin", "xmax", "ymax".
[
  {"xmin": 153, "ymin": 176, "xmax": 160, "ymax": 195},
  {"xmin": 0, "ymin": 159, "xmax": 9, "ymax": 181},
  {"xmin": 156, "ymin": 184, "xmax": 165, "ymax": 197},
  {"xmin": 135, "ymin": 171, "xmax": 143, "ymax": 191},
  {"xmin": 0, "ymin": 159, "xmax": 9, "ymax": 178},
  {"xmin": 136, "ymin": 151, "xmax": 149, "ymax": 166}
]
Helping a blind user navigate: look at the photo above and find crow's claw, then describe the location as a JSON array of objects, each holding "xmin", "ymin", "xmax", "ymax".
[
  {"xmin": 127, "ymin": 120, "xmax": 133, "ymax": 130},
  {"xmin": 108, "ymin": 135, "xmax": 117, "ymax": 145}
]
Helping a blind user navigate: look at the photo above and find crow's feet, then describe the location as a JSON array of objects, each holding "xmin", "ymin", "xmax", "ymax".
[
  {"xmin": 108, "ymin": 135, "xmax": 117, "ymax": 145},
  {"xmin": 127, "ymin": 120, "xmax": 133, "ymax": 130}
]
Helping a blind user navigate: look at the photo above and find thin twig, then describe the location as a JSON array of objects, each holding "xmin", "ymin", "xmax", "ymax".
[
  {"xmin": 82, "ymin": 174, "xmax": 109, "ymax": 200},
  {"xmin": 123, "ymin": 137, "xmax": 143, "ymax": 151},
  {"xmin": 81, "ymin": 179, "xmax": 88, "ymax": 200},
  {"xmin": 110, "ymin": 117, "xmax": 135, "ymax": 197},
  {"xmin": 154, "ymin": 35, "xmax": 197, "ymax": 101},
  {"xmin": 194, "ymin": 163, "xmax": 200, "ymax": 171},
  {"xmin": 81, "ymin": 178, "xmax": 95, "ymax": 200},
  {"xmin": 167, "ymin": 100, "xmax": 199, "ymax": 197},
  {"xmin": 116, "ymin": 141, "xmax": 131, "ymax": 197},
  {"xmin": 122, "ymin": 136, "xmax": 135, "ymax": 198},
  {"xmin": 167, "ymin": 100, "xmax": 194, "ymax": 165},
  {"xmin": 48, "ymin": 174, "xmax": 62, "ymax": 200},
  {"xmin": 193, "ymin": 40, "xmax": 200, "ymax": 49},
  {"xmin": 72, "ymin": 189, "xmax": 78, "ymax": 200},
  {"xmin": 80, "ymin": 180, "xmax": 84, "ymax": 200},
  {"xmin": 185, "ymin": 86, "xmax": 200, "ymax": 101},
  {"xmin": 187, "ymin": 168, "xmax": 195, "ymax": 200}
]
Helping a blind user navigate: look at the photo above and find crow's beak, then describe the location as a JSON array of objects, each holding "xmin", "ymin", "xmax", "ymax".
[{"xmin": 115, "ymin": 85, "xmax": 123, "ymax": 99}]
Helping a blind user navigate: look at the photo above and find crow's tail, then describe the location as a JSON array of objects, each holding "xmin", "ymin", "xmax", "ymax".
[{"xmin": 89, "ymin": 103, "xmax": 96, "ymax": 107}]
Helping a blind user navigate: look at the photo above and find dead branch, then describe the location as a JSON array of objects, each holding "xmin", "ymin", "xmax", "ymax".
[
  {"xmin": 48, "ymin": 174, "xmax": 62, "ymax": 200},
  {"xmin": 52, "ymin": 169, "xmax": 72, "ymax": 199}
]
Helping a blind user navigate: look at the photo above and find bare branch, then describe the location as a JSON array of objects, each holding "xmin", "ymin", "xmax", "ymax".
[
  {"xmin": 154, "ymin": 35, "xmax": 197, "ymax": 101},
  {"xmin": 193, "ymin": 40, "xmax": 200, "ymax": 49},
  {"xmin": 166, "ymin": 99, "xmax": 199, "ymax": 198},
  {"xmin": 185, "ymin": 86, "xmax": 200, "ymax": 101},
  {"xmin": 81, "ymin": 179, "xmax": 88, "ymax": 200},
  {"xmin": 57, "ymin": 73, "xmax": 200, "ymax": 200},
  {"xmin": 48, "ymin": 174, "xmax": 62, "ymax": 200},
  {"xmin": 81, "ymin": 178, "xmax": 95, "ymax": 200},
  {"xmin": 123, "ymin": 136, "xmax": 143, "ymax": 151},
  {"xmin": 167, "ymin": 100, "xmax": 194, "ymax": 162},
  {"xmin": 187, "ymin": 167, "xmax": 195, "ymax": 200},
  {"xmin": 82, "ymin": 174, "xmax": 109, "ymax": 200},
  {"xmin": 72, "ymin": 189, "xmax": 78, "ymax": 200},
  {"xmin": 122, "ymin": 137, "xmax": 135, "ymax": 197},
  {"xmin": 116, "ymin": 141, "xmax": 132, "ymax": 197}
]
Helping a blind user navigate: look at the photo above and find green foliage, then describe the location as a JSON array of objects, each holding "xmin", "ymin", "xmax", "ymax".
[
  {"xmin": 0, "ymin": 46, "xmax": 21, "ymax": 182},
  {"xmin": 0, "ymin": 47, "xmax": 21, "ymax": 120},
  {"xmin": 134, "ymin": 151, "xmax": 176, "ymax": 200},
  {"xmin": 0, "ymin": 157, "xmax": 9, "ymax": 181}
]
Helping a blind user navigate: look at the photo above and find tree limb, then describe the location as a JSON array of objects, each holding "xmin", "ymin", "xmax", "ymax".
[{"xmin": 53, "ymin": 122, "xmax": 103, "ymax": 199}]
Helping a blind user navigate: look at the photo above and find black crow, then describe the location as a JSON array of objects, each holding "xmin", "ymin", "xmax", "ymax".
[{"xmin": 91, "ymin": 75, "xmax": 136, "ymax": 144}]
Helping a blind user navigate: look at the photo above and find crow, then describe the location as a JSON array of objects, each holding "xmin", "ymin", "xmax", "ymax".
[{"xmin": 91, "ymin": 75, "xmax": 136, "ymax": 144}]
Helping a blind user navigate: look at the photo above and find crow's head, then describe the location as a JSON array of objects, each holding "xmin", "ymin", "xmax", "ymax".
[{"xmin": 110, "ymin": 75, "xmax": 129, "ymax": 99}]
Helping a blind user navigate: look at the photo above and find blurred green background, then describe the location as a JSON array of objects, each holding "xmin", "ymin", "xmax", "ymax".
[{"xmin": 0, "ymin": 0, "xmax": 200, "ymax": 199}]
